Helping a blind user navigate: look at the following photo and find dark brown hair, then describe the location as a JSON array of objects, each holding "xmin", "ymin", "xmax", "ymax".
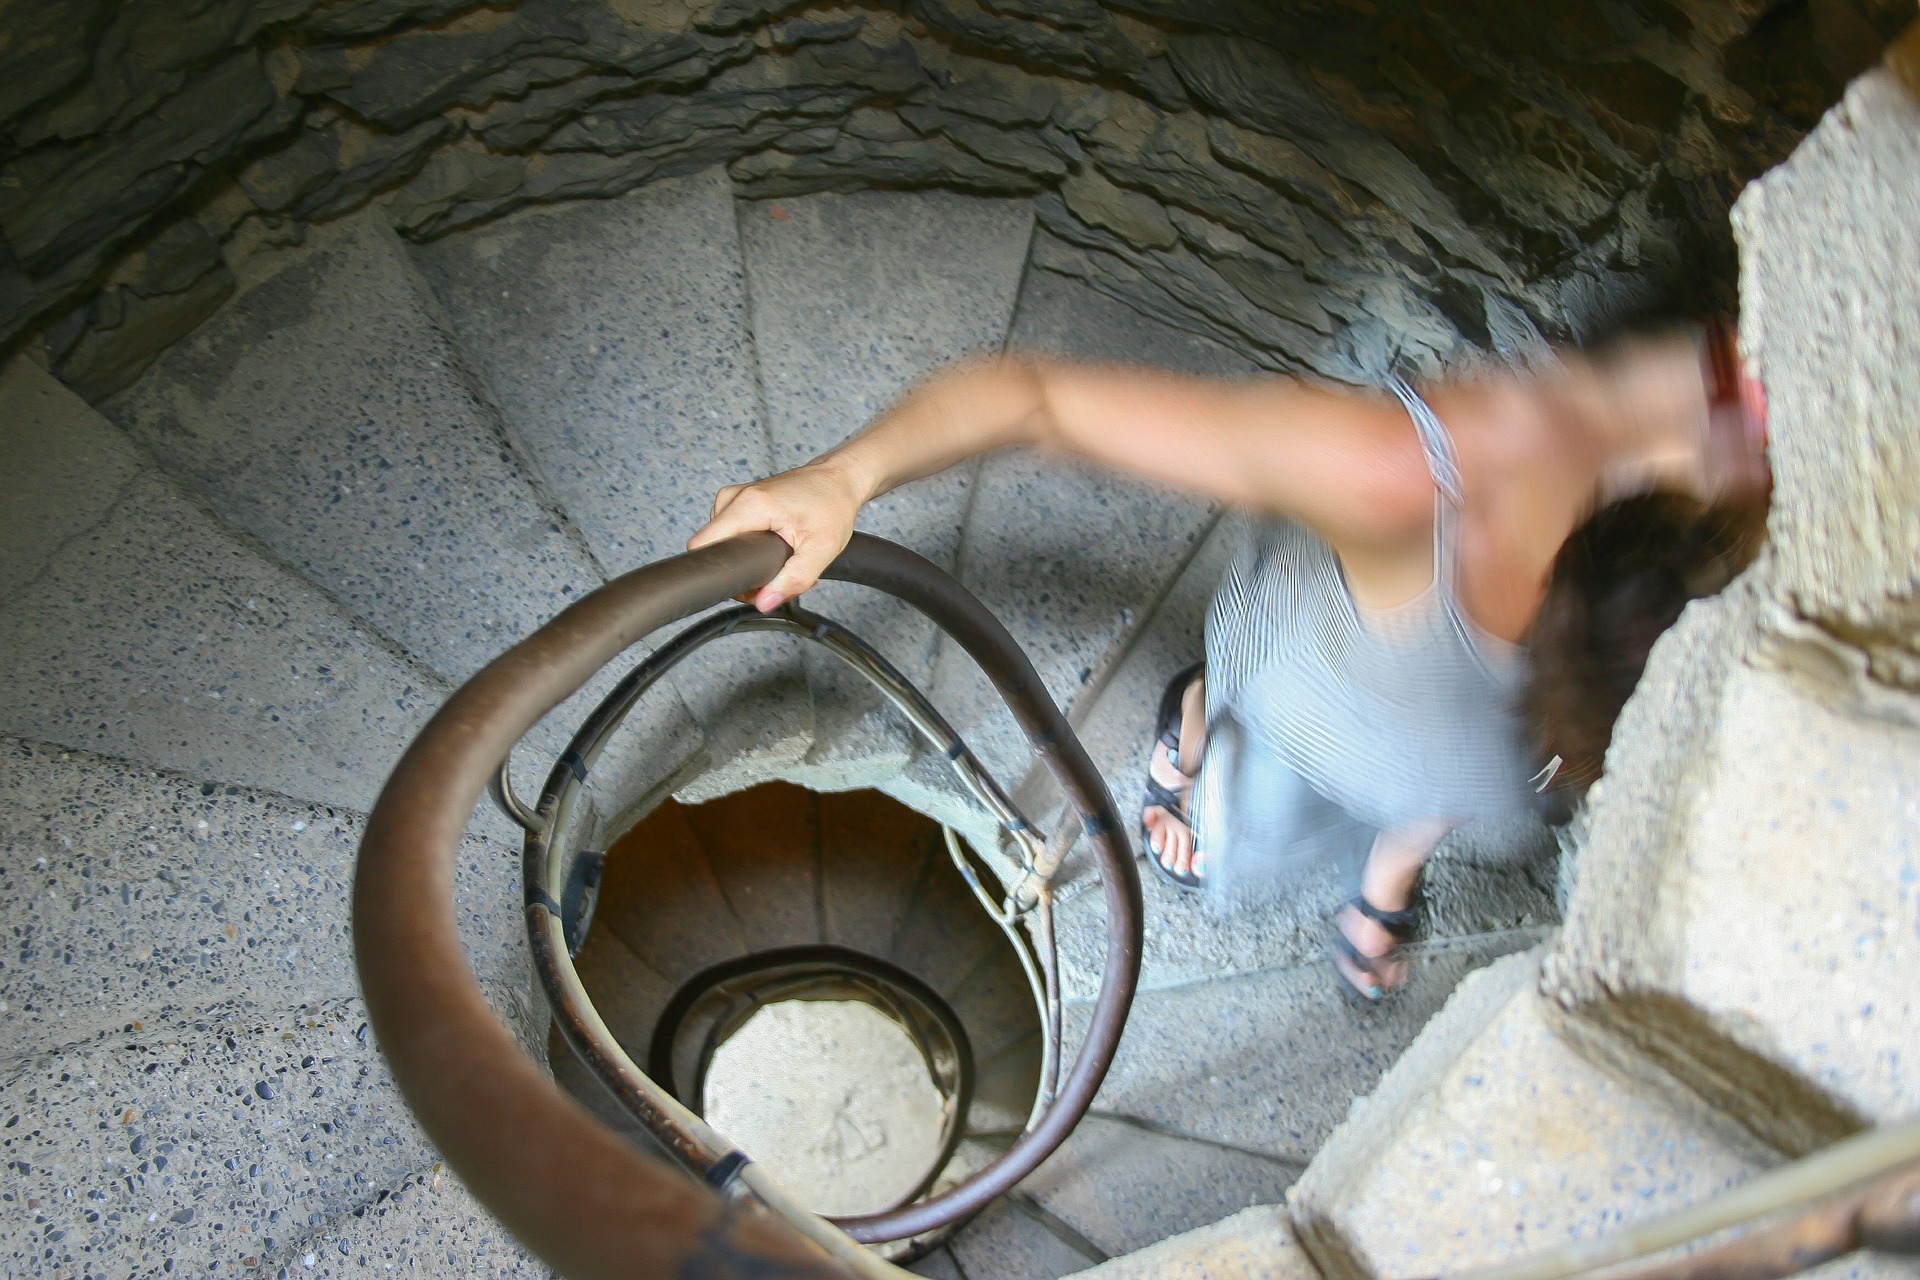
[{"xmin": 1525, "ymin": 490, "xmax": 1767, "ymax": 791}]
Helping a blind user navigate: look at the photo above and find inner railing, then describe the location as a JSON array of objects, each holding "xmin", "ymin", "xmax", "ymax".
[{"xmin": 511, "ymin": 601, "xmax": 1080, "ymax": 1250}]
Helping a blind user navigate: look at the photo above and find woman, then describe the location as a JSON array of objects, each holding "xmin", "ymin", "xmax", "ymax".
[{"xmin": 688, "ymin": 325, "xmax": 1768, "ymax": 999}]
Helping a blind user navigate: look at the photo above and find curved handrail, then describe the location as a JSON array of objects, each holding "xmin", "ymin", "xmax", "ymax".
[
  {"xmin": 354, "ymin": 532, "xmax": 1141, "ymax": 1278},
  {"xmin": 525, "ymin": 603, "xmax": 1072, "ymax": 1239}
]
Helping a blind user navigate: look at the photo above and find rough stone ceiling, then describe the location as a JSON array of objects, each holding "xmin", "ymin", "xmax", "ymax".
[{"xmin": 0, "ymin": 0, "xmax": 1905, "ymax": 398}]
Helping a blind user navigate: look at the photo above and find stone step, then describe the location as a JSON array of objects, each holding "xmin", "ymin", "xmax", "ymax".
[
  {"xmin": 412, "ymin": 166, "xmax": 812, "ymax": 793},
  {"xmin": 0, "ymin": 358, "xmax": 448, "ymax": 820},
  {"xmin": 1540, "ymin": 62, "xmax": 1920, "ymax": 1162},
  {"xmin": 0, "ymin": 738, "xmax": 522, "ymax": 1061},
  {"xmin": 1288, "ymin": 948, "xmax": 1774, "ymax": 1280},
  {"xmin": 947, "ymin": 1194, "xmax": 1107, "ymax": 1280},
  {"xmin": 1019, "ymin": 1116, "xmax": 1299, "ymax": 1262},
  {"xmin": 592, "ymin": 800, "xmax": 750, "ymax": 991},
  {"xmin": 932, "ymin": 269, "xmax": 1247, "ymax": 786},
  {"xmin": 735, "ymin": 188, "xmax": 1034, "ymax": 772},
  {"xmin": 679, "ymin": 782, "xmax": 824, "ymax": 953},
  {"xmin": 265, "ymin": 1162, "xmax": 550, "ymax": 1278},
  {"xmin": 101, "ymin": 210, "xmax": 700, "ymax": 808},
  {"xmin": 1068, "ymin": 931, "xmax": 1545, "ymax": 1165},
  {"xmin": 0, "ymin": 989, "xmax": 532, "ymax": 1279},
  {"xmin": 1060, "ymin": 1205, "xmax": 1319, "ymax": 1280}
]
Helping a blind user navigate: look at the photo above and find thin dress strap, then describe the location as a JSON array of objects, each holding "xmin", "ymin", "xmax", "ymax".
[{"xmin": 1385, "ymin": 376, "xmax": 1506, "ymax": 679}]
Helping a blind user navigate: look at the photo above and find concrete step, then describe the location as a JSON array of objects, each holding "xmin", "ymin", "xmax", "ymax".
[
  {"xmin": 0, "ymin": 358, "xmax": 447, "ymax": 820},
  {"xmin": 818, "ymin": 787, "xmax": 945, "ymax": 957},
  {"xmin": 265, "ymin": 1162, "xmax": 550, "ymax": 1278},
  {"xmin": 101, "ymin": 211, "xmax": 700, "ymax": 808},
  {"xmin": 412, "ymin": 166, "xmax": 812, "ymax": 792},
  {"xmin": 680, "ymin": 782, "xmax": 825, "ymax": 952},
  {"xmin": 1288, "ymin": 949, "xmax": 1774, "ymax": 1280},
  {"xmin": 105, "ymin": 211, "xmax": 599, "ymax": 688},
  {"xmin": 1061, "ymin": 1205, "xmax": 1318, "ymax": 1280},
  {"xmin": 1068, "ymin": 931, "xmax": 1546, "ymax": 1165},
  {"xmin": 948, "ymin": 1194, "xmax": 1106, "ymax": 1280},
  {"xmin": 735, "ymin": 188, "xmax": 1034, "ymax": 771},
  {"xmin": 0, "ymin": 738, "xmax": 522, "ymax": 1061},
  {"xmin": 0, "ymin": 989, "xmax": 530, "ymax": 1279},
  {"xmin": 1019, "ymin": 1116, "xmax": 1299, "ymax": 1261},
  {"xmin": 932, "ymin": 269, "xmax": 1248, "ymax": 785},
  {"xmin": 592, "ymin": 800, "xmax": 750, "ymax": 990}
]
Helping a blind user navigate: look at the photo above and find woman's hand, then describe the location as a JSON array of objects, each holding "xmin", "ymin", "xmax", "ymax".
[{"xmin": 686, "ymin": 461, "xmax": 868, "ymax": 612}]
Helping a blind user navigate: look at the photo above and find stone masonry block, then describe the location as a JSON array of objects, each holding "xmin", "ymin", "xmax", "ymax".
[
  {"xmin": 1735, "ymin": 61, "xmax": 1920, "ymax": 678},
  {"xmin": 1546, "ymin": 608, "xmax": 1920, "ymax": 1155},
  {"xmin": 1290, "ymin": 951, "xmax": 1770, "ymax": 1280}
]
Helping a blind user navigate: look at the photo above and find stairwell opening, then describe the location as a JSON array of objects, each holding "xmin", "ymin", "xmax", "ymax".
[{"xmin": 552, "ymin": 781, "xmax": 1043, "ymax": 1223}]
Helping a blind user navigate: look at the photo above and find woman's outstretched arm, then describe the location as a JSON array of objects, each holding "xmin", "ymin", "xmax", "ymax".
[{"xmin": 687, "ymin": 355, "xmax": 1434, "ymax": 610}]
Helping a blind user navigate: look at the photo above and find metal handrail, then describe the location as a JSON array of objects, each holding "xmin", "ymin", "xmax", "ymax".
[
  {"xmin": 353, "ymin": 532, "xmax": 1140, "ymax": 1280},
  {"xmin": 524, "ymin": 601, "xmax": 1080, "ymax": 1241}
]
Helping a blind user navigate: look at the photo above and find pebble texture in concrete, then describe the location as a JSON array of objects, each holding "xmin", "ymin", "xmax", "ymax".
[
  {"xmin": 1023, "ymin": 1116, "xmax": 1299, "ymax": 1259},
  {"xmin": 0, "ymin": 739, "xmax": 525, "ymax": 1060},
  {"xmin": 108, "ymin": 213, "xmax": 599, "ymax": 686},
  {"xmin": 2, "ymin": 998, "xmax": 437, "ymax": 1278},
  {"xmin": 1070, "ymin": 932, "xmax": 1545, "ymax": 1163},
  {"xmin": 0, "ymin": 358, "xmax": 440, "ymax": 815},
  {"xmin": 1062, "ymin": 1205, "xmax": 1318, "ymax": 1280},
  {"xmin": 1290, "ymin": 951, "xmax": 1767, "ymax": 1280},
  {"xmin": 268, "ymin": 1164, "xmax": 549, "ymax": 1278},
  {"xmin": 411, "ymin": 166, "xmax": 799, "ymax": 797},
  {"xmin": 413, "ymin": 168, "xmax": 772, "ymax": 575}
]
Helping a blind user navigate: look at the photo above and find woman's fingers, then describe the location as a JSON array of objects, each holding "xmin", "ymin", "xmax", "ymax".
[{"xmin": 687, "ymin": 469, "xmax": 861, "ymax": 611}]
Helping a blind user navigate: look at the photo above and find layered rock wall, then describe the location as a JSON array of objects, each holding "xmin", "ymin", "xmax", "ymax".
[{"xmin": 1, "ymin": 0, "xmax": 1907, "ymax": 400}]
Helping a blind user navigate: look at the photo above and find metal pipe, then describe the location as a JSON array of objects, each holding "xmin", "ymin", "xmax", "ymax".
[{"xmin": 1445, "ymin": 1118, "xmax": 1920, "ymax": 1280}]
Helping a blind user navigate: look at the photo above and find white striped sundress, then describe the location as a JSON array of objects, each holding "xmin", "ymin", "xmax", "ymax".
[{"xmin": 1188, "ymin": 379, "xmax": 1537, "ymax": 903}]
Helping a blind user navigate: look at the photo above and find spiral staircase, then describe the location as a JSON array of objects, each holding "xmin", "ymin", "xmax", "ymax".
[{"xmin": 4, "ymin": 47, "xmax": 1918, "ymax": 1280}]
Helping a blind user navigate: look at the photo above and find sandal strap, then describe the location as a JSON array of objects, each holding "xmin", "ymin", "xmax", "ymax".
[
  {"xmin": 1155, "ymin": 661, "xmax": 1204, "ymax": 755},
  {"xmin": 1349, "ymin": 894, "xmax": 1418, "ymax": 939},
  {"xmin": 1141, "ymin": 777, "xmax": 1191, "ymax": 826}
]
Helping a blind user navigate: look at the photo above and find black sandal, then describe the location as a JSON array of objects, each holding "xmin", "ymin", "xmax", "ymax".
[
  {"xmin": 1141, "ymin": 662, "xmax": 1205, "ymax": 892},
  {"xmin": 1330, "ymin": 894, "xmax": 1419, "ymax": 1001}
]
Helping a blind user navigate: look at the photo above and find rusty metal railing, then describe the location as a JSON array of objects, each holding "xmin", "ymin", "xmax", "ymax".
[{"xmin": 353, "ymin": 532, "xmax": 1140, "ymax": 1279}]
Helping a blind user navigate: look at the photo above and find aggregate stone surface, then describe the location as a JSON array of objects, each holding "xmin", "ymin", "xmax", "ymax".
[
  {"xmin": 1021, "ymin": 1116, "xmax": 1299, "ymax": 1258},
  {"xmin": 267, "ymin": 1163, "xmax": 549, "ymax": 1278},
  {"xmin": 1068, "ymin": 931, "xmax": 1546, "ymax": 1162},
  {"xmin": 413, "ymin": 167, "xmax": 772, "ymax": 575},
  {"xmin": 107, "ymin": 212, "xmax": 600, "ymax": 688},
  {"xmin": 736, "ymin": 188, "xmax": 1034, "ymax": 749},
  {"xmin": 950, "ymin": 1195, "xmax": 1105, "ymax": 1280},
  {"xmin": 0, "ymin": 739, "xmax": 525, "ymax": 1060},
  {"xmin": 0, "ymin": 359, "xmax": 442, "ymax": 817},
  {"xmin": 0, "ymin": 995, "xmax": 475, "ymax": 1279},
  {"xmin": 931, "ymin": 270, "xmax": 1246, "ymax": 782},
  {"xmin": 412, "ymin": 167, "xmax": 795, "ymax": 798},
  {"xmin": 1061, "ymin": 1204, "xmax": 1318, "ymax": 1280},
  {"xmin": 1671, "ymin": 661, "xmax": 1920, "ymax": 1124},
  {"xmin": 1291, "ymin": 952, "xmax": 1767, "ymax": 1280}
]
